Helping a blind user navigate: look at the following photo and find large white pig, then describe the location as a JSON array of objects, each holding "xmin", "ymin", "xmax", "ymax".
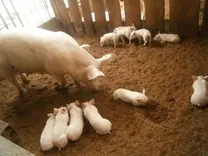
[
  {"xmin": 153, "ymin": 32, "xmax": 181, "ymax": 44},
  {"xmin": 191, "ymin": 76, "xmax": 208, "ymax": 107},
  {"xmin": 53, "ymin": 107, "xmax": 69, "ymax": 150},
  {"xmin": 0, "ymin": 27, "xmax": 116, "ymax": 95},
  {"xmin": 113, "ymin": 88, "xmax": 148, "ymax": 106},
  {"xmin": 114, "ymin": 24, "xmax": 136, "ymax": 44},
  {"xmin": 40, "ymin": 113, "xmax": 55, "ymax": 151},
  {"xmin": 81, "ymin": 99, "xmax": 112, "ymax": 135},
  {"xmin": 66, "ymin": 101, "xmax": 84, "ymax": 141}
]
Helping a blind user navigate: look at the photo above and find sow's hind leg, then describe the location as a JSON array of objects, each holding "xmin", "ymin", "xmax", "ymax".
[{"xmin": 0, "ymin": 59, "xmax": 27, "ymax": 95}]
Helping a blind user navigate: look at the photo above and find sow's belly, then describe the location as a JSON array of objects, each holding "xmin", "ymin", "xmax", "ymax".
[{"xmin": 5, "ymin": 48, "xmax": 46, "ymax": 73}]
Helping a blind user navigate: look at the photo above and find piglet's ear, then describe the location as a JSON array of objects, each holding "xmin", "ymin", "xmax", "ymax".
[
  {"xmin": 87, "ymin": 65, "xmax": 105, "ymax": 80},
  {"xmin": 142, "ymin": 88, "xmax": 146, "ymax": 95},
  {"xmin": 53, "ymin": 108, "xmax": 59, "ymax": 115},
  {"xmin": 192, "ymin": 76, "xmax": 197, "ymax": 81},
  {"xmin": 89, "ymin": 99, "xmax": 95, "ymax": 105},
  {"xmin": 47, "ymin": 113, "xmax": 53, "ymax": 117},
  {"xmin": 204, "ymin": 76, "xmax": 208, "ymax": 80},
  {"xmin": 75, "ymin": 100, "xmax": 80, "ymax": 106}
]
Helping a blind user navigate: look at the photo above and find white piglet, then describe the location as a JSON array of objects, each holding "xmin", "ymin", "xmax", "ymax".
[
  {"xmin": 66, "ymin": 101, "xmax": 84, "ymax": 141},
  {"xmin": 191, "ymin": 76, "xmax": 208, "ymax": 107},
  {"xmin": 153, "ymin": 32, "xmax": 181, "ymax": 44},
  {"xmin": 40, "ymin": 113, "xmax": 55, "ymax": 151},
  {"xmin": 129, "ymin": 29, "xmax": 152, "ymax": 46},
  {"xmin": 82, "ymin": 99, "xmax": 112, "ymax": 135},
  {"xmin": 53, "ymin": 107, "xmax": 69, "ymax": 150},
  {"xmin": 114, "ymin": 24, "xmax": 136, "ymax": 44},
  {"xmin": 100, "ymin": 32, "xmax": 120, "ymax": 48},
  {"xmin": 113, "ymin": 88, "xmax": 148, "ymax": 106},
  {"xmin": 0, "ymin": 28, "xmax": 116, "ymax": 95}
]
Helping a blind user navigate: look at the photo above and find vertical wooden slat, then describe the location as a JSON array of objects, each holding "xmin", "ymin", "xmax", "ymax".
[
  {"xmin": 68, "ymin": 0, "xmax": 85, "ymax": 36},
  {"xmin": 80, "ymin": 0, "xmax": 94, "ymax": 36},
  {"xmin": 124, "ymin": 0, "xmax": 141, "ymax": 28},
  {"xmin": 169, "ymin": 0, "xmax": 200, "ymax": 38},
  {"xmin": 53, "ymin": 0, "xmax": 75, "ymax": 35},
  {"xmin": 106, "ymin": 0, "xmax": 122, "ymax": 31},
  {"xmin": 144, "ymin": 0, "xmax": 164, "ymax": 36},
  {"xmin": 50, "ymin": 0, "xmax": 60, "ymax": 20},
  {"xmin": 202, "ymin": 0, "xmax": 208, "ymax": 35},
  {"xmin": 91, "ymin": 0, "xmax": 107, "ymax": 34}
]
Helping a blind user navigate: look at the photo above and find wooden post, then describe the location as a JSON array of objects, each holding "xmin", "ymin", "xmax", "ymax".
[
  {"xmin": 106, "ymin": 0, "xmax": 122, "ymax": 31},
  {"xmin": 144, "ymin": 0, "xmax": 164, "ymax": 36},
  {"xmin": 201, "ymin": 0, "xmax": 208, "ymax": 35},
  {"xmin": 91, "ymin": 0, "xmax": 108, "ymax": 34},
  {"xmin": 53, "ymin": 0, "xmax": 75, "ymax": 35},
  {"xmin": 80, "ymin": 0, "xmax": 94, "ymax": 36},
  {"xmin": 169, "ymin": 0, "xmax": 200, "ymax": 39},
  {"xmin": 68, "ymin": 0, "xmax": 85, "ymax": 36},
  {"xmin": 50, "ymin": 0, "xmax": 60, "ymax": 21},
  {"xmin": 124, "ymin": 0, "xmax": 141, "ymax": 28}
]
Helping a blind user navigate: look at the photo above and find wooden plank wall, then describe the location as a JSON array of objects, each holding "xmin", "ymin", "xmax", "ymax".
[
  {"xmin": 106, "ymin": 0, "xmax": 122, "ymax": 31},
  {"xmin": 80, "ymin": 0, "xmax": 94, "ymax": 36},
  {"xmin": 91, "ymin": 0, "xmax": 107, "ymax": 34},
  {"xmin": 202, "ymin": 0, "xmax": 208, "ymax": 35},
  {"xmin": 144, "ymin": 0, "xmax": 164, "ymax": 36},
  {"xmin": 169, "ymin": 0, "xmax": 200, "ymax": 39},
  {"xmin": 68, "ymin": 0, "xmax": 84, "ymax": 36},
  {"xmin": 53, "ymin": 0, "xmax": 75, "ymax": 35},
  {"xmin": 124, "ymin": 0, "xmax": 141, "ymax": 28},
  {"xmin": 50, "ymin": 0, "xmax": 205, "ymax": 38}
]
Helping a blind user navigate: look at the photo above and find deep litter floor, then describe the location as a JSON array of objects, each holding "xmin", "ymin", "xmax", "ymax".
[{"xmin": 1, "ymin": 37, "xmax": 208, "ymax": 156}]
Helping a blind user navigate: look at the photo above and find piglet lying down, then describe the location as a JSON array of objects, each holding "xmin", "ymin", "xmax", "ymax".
[{"xmin": 0, "ymin": 27, "xmax": 116, "ymax": 95}]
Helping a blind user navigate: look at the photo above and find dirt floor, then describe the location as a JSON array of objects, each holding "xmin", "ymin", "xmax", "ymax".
[{"xmin": 1, "ymin": 37, "xmax": 208, "ymax": 156}]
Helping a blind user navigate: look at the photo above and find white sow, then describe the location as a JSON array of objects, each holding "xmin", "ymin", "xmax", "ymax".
[
  {"xmin": 40, "ymin": 113, "xmax": 55, "ymax": 151},
  {"xmin": 53, "ymin": 107, "xmax": 69, "ymax": 150},
  {"xmin": 191, "ymin": 76, "xmax": 208, "ymax": 107},
  {"xmin": 113, "ymin": 88, "xmax": 148, "ymax": 106},
  {"xmin": 0, "ymin": 27, "xmax": 116, "ymax": 95},
  {"xmin": 100, "ymin": 32, "xmax": 120, "ymax": 48},
  {"xmin": 66, "ymin": 101, "xmax": 84, "ymax": 141},
  {"xmin": 153, "ymin": 32, "xmax": 181, "ymax": 44},
  {"xmin": 129, "ymin": 29, "xmax": 152, "ymax": 46},
  {"xmin": 82, "ymin": 99, "xmax": 112, "ymax": 135}
]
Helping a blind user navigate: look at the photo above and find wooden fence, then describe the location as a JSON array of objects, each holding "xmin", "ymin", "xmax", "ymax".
[{"xmin": 50, "ymin": 0, "xmax": 205, "ymax": 39}]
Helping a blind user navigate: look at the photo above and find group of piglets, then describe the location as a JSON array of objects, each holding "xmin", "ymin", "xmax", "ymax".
[
  {"xmin": 40, "ymin": 99, "xmax": 112, "ymax": 151},
  {"xmin": 100, "ymin": 24, "xmax": 181, "ymax": 48}
]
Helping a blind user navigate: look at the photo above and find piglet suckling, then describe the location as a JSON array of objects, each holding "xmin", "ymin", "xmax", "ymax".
[
  {"xmin": 191, "ymin": 76, "xmax": 208, "ymax": 107},
  {"xmin": 113, "ymin": 88, "xmax": 148, "ymax": 106},
  {"xmin": 81, "ymin": 99, "xmax": 112, "ymax": 135},
  {"xmin": 40, "ymin": 113, "xmax": 55, "ymax": 151},
  {"xmin": 66, "ymin": 101, "xmax": 84, "ymax": 141},
  {"xmin": 53, "ymin": 107, "xmax": 69, "ymax": 150}
]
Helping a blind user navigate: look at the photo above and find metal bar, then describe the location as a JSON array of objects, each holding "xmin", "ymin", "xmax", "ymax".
[
  {"xmin": 0, "ymin": 11, "xmax": 8, "ymax": 29},
  {"xmin": 32, "ymin": 0, "xmax": 44, "ymax": 23},
  {"xmin": 41, "ymin": 0, "xmax": 51, "ymax": 18},
  {"xmin": 1, "ymin": 0, "xmax": 16, "ymax": 27},
  {"xmin": 9, "ymin": 0, "xmax": 24, "ymax": 26}
]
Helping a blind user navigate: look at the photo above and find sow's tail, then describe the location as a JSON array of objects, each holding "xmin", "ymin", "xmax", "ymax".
[{"xmin": 96, "ymin": 54, "xmax": 116, "ymax": 66}]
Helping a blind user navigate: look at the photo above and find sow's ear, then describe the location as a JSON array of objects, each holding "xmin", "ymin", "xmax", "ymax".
[{"xmin": 86, "ymin": 65, "xmax": 105, "ymax": 80}]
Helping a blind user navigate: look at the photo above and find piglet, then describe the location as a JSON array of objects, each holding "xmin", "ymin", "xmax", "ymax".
[
  {"xmin": 40, "ymin": 113, "xmax": 55, "ymax": 151},
  {"xmin": 81, "ymin": 99, "xmax": 112, "ymax": 135},
  {"xmin": 66, "ymin": 101, "xmax": 84, "ymax": 141},
  {"xmin": 113, "ymin": 88, "xmax": 148, "ymax": 106},
  {"xmin": 100, "ymin": 32, "xmax": 120, "ymax": 48},
  {"xmin": 53, "ymin": 107, "xmax": 69, "ymax": 150},
  {"xmin": 153, "ymin": 32, "xmax": 181, "ymax": 44},
  {"xmin": 129, "ymin": 29, "xmax": 151, "ymax": 46},
  {"xmin": 114, "ymin": 24, "xmax": 136, "ymax": 44},
  {"xmin": 191, "ymin": 76, "xmax": 208, "ymax": 107}
]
